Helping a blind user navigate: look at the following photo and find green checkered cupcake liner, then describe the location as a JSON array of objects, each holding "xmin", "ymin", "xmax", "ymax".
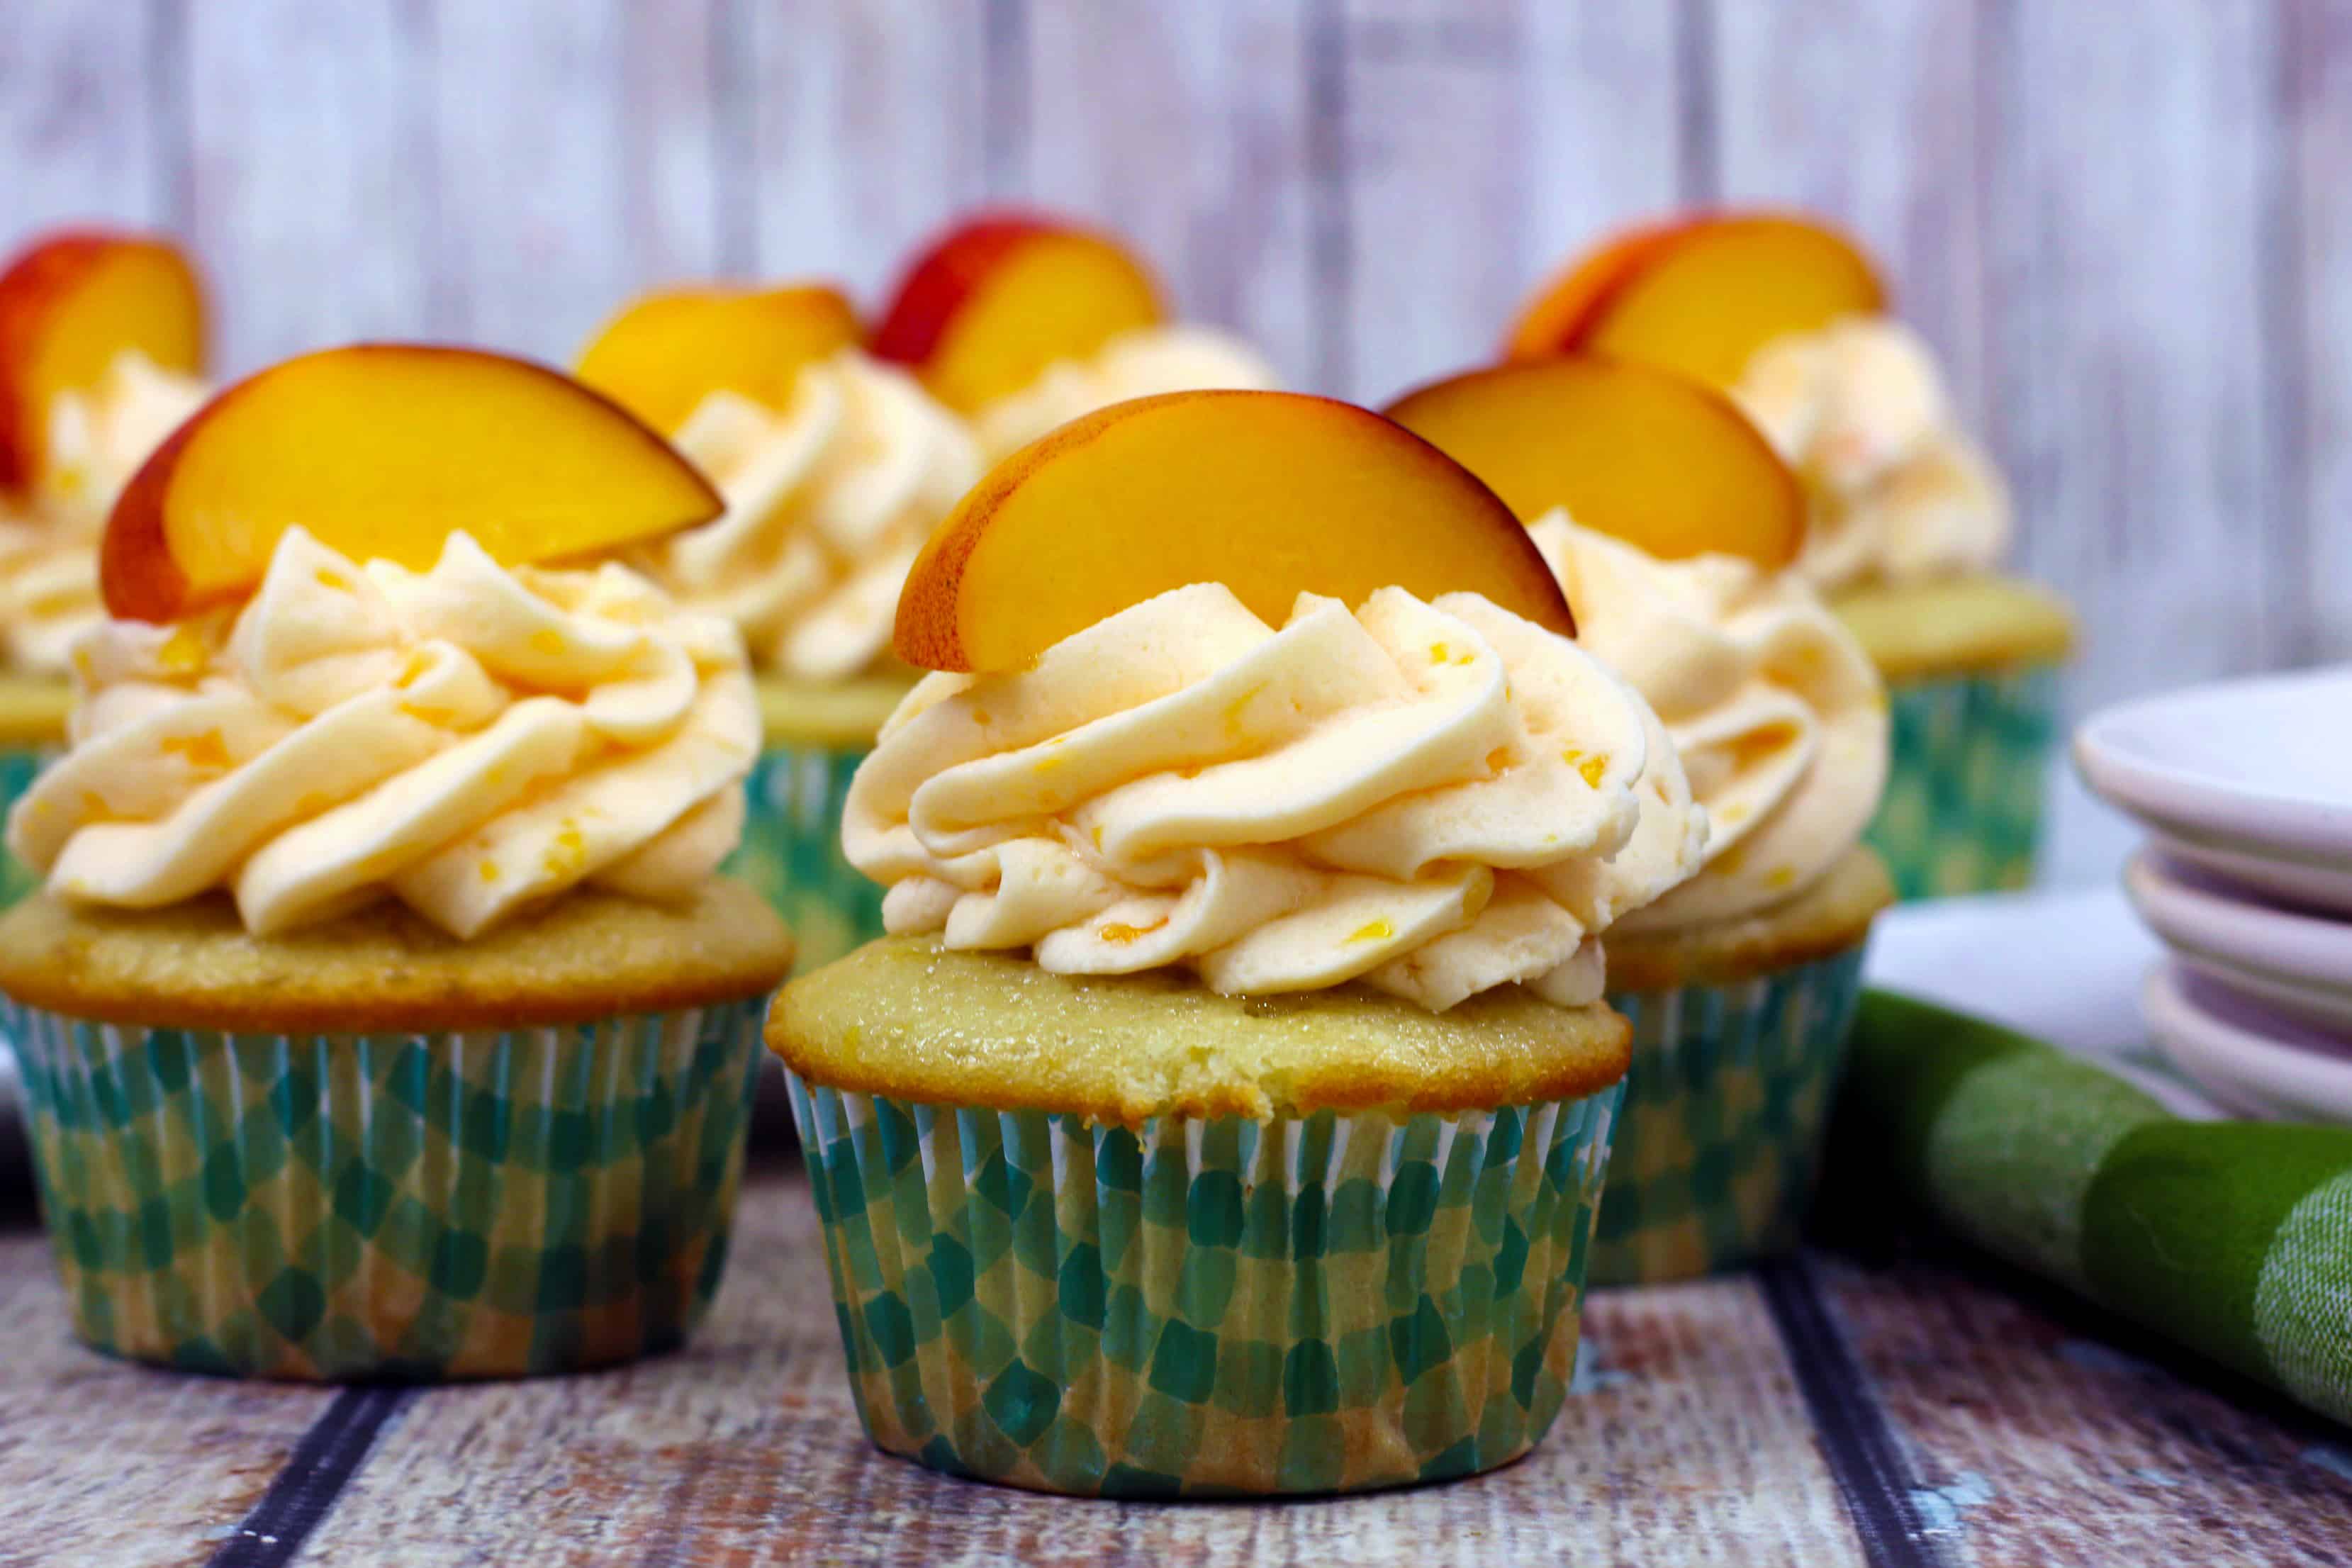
[
  {"xmin": 785, "ymin": 1075, "xmax": 1623, "ymax": 1496},
  {"xmin": 728, "ymin": 743, "xmax": 885, "ymax": 973},
  {"xmin": 3, "ymin": 995, "xmax": 766, "ymax": 1381},
  {"xmin": 1, "ymin": 746, "xmax": 46, "ymax": 909},
  {"xmin": 1867, "ymin": 664, "xmax": 2061, "ymax": 900},
  {"xmin": 1593, "ymin": 942, "xmax": 1869, "ymax": 1285}
]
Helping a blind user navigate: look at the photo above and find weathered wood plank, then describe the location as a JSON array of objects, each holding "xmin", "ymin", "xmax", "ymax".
[
  {"xmin": 1021, "ymin": 1, "xmax": 1318, "ymax": 387},
  {"xmin": 427, "ymin": 0, "xmax": 634, "ymax": 362},
  {"xmin": 184, "ymin": 0, "xmax": 435, "ymax": 373},
  {"xmin": 1708, "ymin": 0, "xmax": 1990, "ymax": 431},
  {"xmin": 296, "ymin": 1163, "xmax": 1863, "ymax": 1567},
  {"xmin": 0, "ymin": 1219, "xmax": 337, "ymax": 1567},
  {"xmin": 1820, "ymin": 1250, "xmax": 2352, "ymax": 1565},
  {"xmin": 1978, "ymin": 0, "xmax": 2287, "ymax": 715},
  {"xmin": 2283, "ymin": 0, "xmax": 2352, "ymax": 668},
  {"xmin": 733, "ymin": 1, "xmax": 992, "ymax": 303},
  {"xmin": 0, "ymin": 3, "xmax": 169, "ymax": 241}
]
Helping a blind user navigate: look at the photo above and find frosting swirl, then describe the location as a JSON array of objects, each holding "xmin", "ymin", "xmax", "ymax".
[
  {"xmin": 0, "ymin": 352, "xmax": 208, "ymax": 675},
  {"xmin": 974, "ymin": 326, "xmax": 1279, "ymax": 459},
  {"xmin": 1529, "ymin": 513, "xmax": 1886, "ymax": 931},
  {"xmin": 656, "ymin": 349, "xmax": 980, "ymax": 681},
  {"xmin": 844, "ymin": 583, "xmax": 1704, "ymax": 1011},
  {"xmin": 7, "ymin": 527, "xmax": 758, "ymax": 938},
  {"xmin": 1732, "ymin": 317, "xmax": 2010, "ymax": 593}
]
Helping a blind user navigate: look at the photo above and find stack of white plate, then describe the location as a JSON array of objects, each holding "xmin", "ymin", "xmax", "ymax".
[{"xmin": 2077, "ymin": 666, "xmax": 2352, "ymax": 1124}]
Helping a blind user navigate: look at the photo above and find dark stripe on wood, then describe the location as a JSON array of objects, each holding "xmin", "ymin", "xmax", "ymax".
[
  {"xmin": 206, "ymin": 1386, "xmax": 415, "ymax": 1568},
  {"xmin": 1671, "ymin": 0, "xmax": 1719, "ymax": 203},
  {"xmin": 1758, "ymin": 1256, "xmax": 1949, "ymax": 1568},
  {"xmin": 1303, "ymin": 0, "xmax": 1351, "ymax": 396}
]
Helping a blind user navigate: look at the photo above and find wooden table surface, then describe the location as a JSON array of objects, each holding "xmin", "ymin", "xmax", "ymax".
[{"xmin": 1, "ymin": 1127, "xmax": 2348, "ymax": 1568}]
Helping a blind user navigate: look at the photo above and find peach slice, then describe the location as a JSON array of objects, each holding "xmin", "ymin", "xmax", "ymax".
[
  {"xmin": 892, "ymin": 389, "xmax": 1573, "ymax": 672},
  {"xmin": 1506, "ymin": 213, "xmax": 1885, "ymax": 386},
  {"xmin": 103, "ymin": 345, "xmax": 722, "ymax": 622},
  {"xmin": 870, "ymin": 211, "xmax": 1164, "ymax": 414},
  {"xmin": 0, "ymin": 230, "xmax": 206, "ymax": 493},
  {"xmin": 1385, "ymin": 357, "xmax": 1805, "ymax": 569},
  {"xmin": 574, "ymin": 284, "xmax": 863, "ymax": 434}
]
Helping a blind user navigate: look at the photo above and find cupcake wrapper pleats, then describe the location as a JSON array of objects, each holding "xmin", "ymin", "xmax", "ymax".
[
  {"xmin": 729, "ymin": 744, "xmax": 885, "ymax": 973},
  {"xmin": 4, "ymin": 996, "xmax": 766, "ymax": 1380},
  {"xmin": 785, "ymin": 1075, "xmax": 1623, "ymax": 1497},
  {"xmin": 1592, "ymin": 943, "xmax": 1870, "ymax": 1286},
  {"xmin": 1868, "ymin": 664, "xmax": 2061, "ymax": 900}
]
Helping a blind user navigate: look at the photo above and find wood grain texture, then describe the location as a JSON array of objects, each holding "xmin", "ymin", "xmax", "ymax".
[
  {"xmin": 1820, "ymin": 1251, "xmax": 2352, "ymax": 1567},
  {"xmin": 0, "ymin": 1221, "xmax": 337, "ymax": 1568},
  {"xmin": 0, "ymin": 3, "xmax": 171, "ymax": 237},
  {"xmin": 292, "ymin": 1159, "xmax": 1868, "ymax": 1568},
  {"xmin": 2283, "ymin": 0, "xmax": 2352, "ymax": 668}
]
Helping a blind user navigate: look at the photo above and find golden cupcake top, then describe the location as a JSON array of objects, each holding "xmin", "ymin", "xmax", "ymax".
[
  {"xmin": 0, "ymin": 228, "xmax": 212, "ymax": 679},
  {"xmin": 1505, "ymin": 211, "xmax": 2011, "ymax": 595},
  {"xmin": 844, "ymin": 389, "xmax": 1708, "ymax": 1013},
  {"xmin": 6, "ymin": 343, "xmax": 766, "ymax": 943},
  {"xmin": 1387, "ymin": 355, "xmax": 1888, "ymax": 934},
  {"xmin": 871, "ymin": 210, "xmax": 1278, "ymax": 461}
]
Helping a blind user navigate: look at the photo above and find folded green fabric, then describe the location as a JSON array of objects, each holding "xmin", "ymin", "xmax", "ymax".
[{"xmin": 1834, "ymin": 990, "xmax": 2352, "ymax": 1426}]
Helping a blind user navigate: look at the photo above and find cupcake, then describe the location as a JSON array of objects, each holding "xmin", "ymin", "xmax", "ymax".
[
  {"xmin": 0, "ymin": 344, "xmax": 793, "ymax": 1379},
  {"xmin": 1389, "ymin": 356, "xmax": 1893, "ymax": 1283},
  {"xmin": 0, "ymin": 229, "xmax": 211, "ymax": 905},
  {"xmin": 870, "ymin": 210, "xmax": 1278, "ymax": 463},
  {"xmin": 1505, "ymin": 212, "xmax": 2073, "ymax": 898},
  {"xmin": 771, "ymin": 390, "xmax": 1708, "ymax": 1496},
  {"xmin": 577, "ymin": 284, "xmax": 982, "ymax": 968}
]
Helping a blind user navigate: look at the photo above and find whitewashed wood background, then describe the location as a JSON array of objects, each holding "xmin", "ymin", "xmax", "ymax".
[{"xmin": 3, "ymin": 0, "xmax": 2344, "ymax": 881}]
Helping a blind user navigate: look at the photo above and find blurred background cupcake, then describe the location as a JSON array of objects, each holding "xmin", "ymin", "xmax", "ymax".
[
  {"xmin": 775, "ymin": 390, "xmax": 1706, "ymax": 1495},
  {"xmin": 870, "ymin": 208, "xmax": 1279, "ymax": 463},
  {"xmin": 1390, "ymin": 355, "xmax": 1891, "ymax": 1284},
  {"xmin": 0, "ymin": 344, "xmax": 793, "ymax": 1379},
  {"xmin": 578, "ymin": 281, "xmax": 979, "ymax": 970},
  {"xmin": 1505, "ymin": 213, "xmax": 2073, "ymax": 900},
  {"xmin": 0, "ymin": 228, "xmax": 211, "ymax": 907}
]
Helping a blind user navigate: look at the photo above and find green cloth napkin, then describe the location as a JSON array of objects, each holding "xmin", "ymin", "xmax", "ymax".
[{"xmin": 1832, "ymin": 989, "xmax": 2352, "ymax": 1426}]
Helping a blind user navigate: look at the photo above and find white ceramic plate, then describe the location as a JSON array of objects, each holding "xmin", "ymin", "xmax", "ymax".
[
  {"xmin": 2076, "ymin": 665, "xmax": 2352, "ymax": 915},
  {"xmin": 2142, "ymin": 963, "xmax": 2352, "ymax": 1124},
  {"xmin": 2125, "ymin": 850, "xmax": 2352, "ymax": 1032}
]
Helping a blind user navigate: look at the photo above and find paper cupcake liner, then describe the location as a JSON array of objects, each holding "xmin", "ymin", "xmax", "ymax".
[
  {"xmin": 728, "ymin": 744, "xmax": 885, "ymax": 973},
  {"xmin": 785, "ymin": 1075, "xmax": 1623, "ymax": 1497},
  {"xmin": 1867, "ymin": 664, "xmax": 2061, "ymax": 900},
  {"xmin": 0, "ymin": 746, "xmax": 45, "ymax": 909},
  {"xmin": 3, "ymin": 995, "xmax": 766, "ymax": 1381},
  {"xmin": 1593, "ymin": 943, "xmax": 1870, "ymax": 1285}
]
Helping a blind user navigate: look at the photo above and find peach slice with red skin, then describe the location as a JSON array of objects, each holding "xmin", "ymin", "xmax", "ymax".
[
  {"xmin": 1384, "ymin": 356, "xmax": 1806, "ymax": 569},
  {"xmin": 1506, "ymin": 212, "xmax": 1886, "ymax": 386},
  {"xmin": 0, "ymin": 229, "xmax": 206, "ymax": 494},
  {"xmin": 870, "ymin": 211, "xmax": 1165, "ymax": 415},
  {"xmin": 575, "ymin": 284, "xmax": 863, "ymax": 435},
  {"xmin": 103, "ymin": 345, "xmax": 723, "ymax": 623},
  {"xmin": 892, "ymin": 389, "xmax": 1574, "ymax": 673}
]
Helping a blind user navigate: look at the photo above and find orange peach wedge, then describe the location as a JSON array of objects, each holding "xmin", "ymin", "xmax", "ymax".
[
  {"xmin": 1385, "ymin": 357, "xmax": 1805, "ymax": 569},
  {"xmin": 892, "ymin": 389, "xmax": 1574, "ymax": 672},
  {"xmin": 0, "ymin": 229, "xmax": 206, "ymax": 493},
  {"xmin": 1506, "ymin": 213, "xmax": 1885, "ymax": 386},
  {"xmin": 871, "ymin": 211, "xmax": 1164, "ymax": 415},
  {"xmin": 103, "ymin": 345, "xmax": 722, "ymax": 623},
  {"xmin": 575, "ymin": 283, "xmax": 863, "ymax": 434}
]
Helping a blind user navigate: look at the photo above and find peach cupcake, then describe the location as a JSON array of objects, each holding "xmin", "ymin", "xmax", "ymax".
[
  {"xmin": 1507, "ymin": 213, "xmax": 2073, "ymax": 898},
  {"xmin": 771, "ymin": 391, "xmax": 1708, "ymax": 1495},
  {"xmin": 0, "ymin": 229, "xmax": 210, "ymax": 905},
  {"xmin": 0, "ymin": 345, "xmax": 792, "ymax": 1379},
  {"xmin": 871, "ymin": 210, "xmax": 1277, "ymax": 464},
  {"xmin": 578, "ymin": 284, "xmax": 981, "ymax": 968},
  {"xmin": 1391, "ymin": 357, "xmax": 1893, "ymax": 1283}
]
